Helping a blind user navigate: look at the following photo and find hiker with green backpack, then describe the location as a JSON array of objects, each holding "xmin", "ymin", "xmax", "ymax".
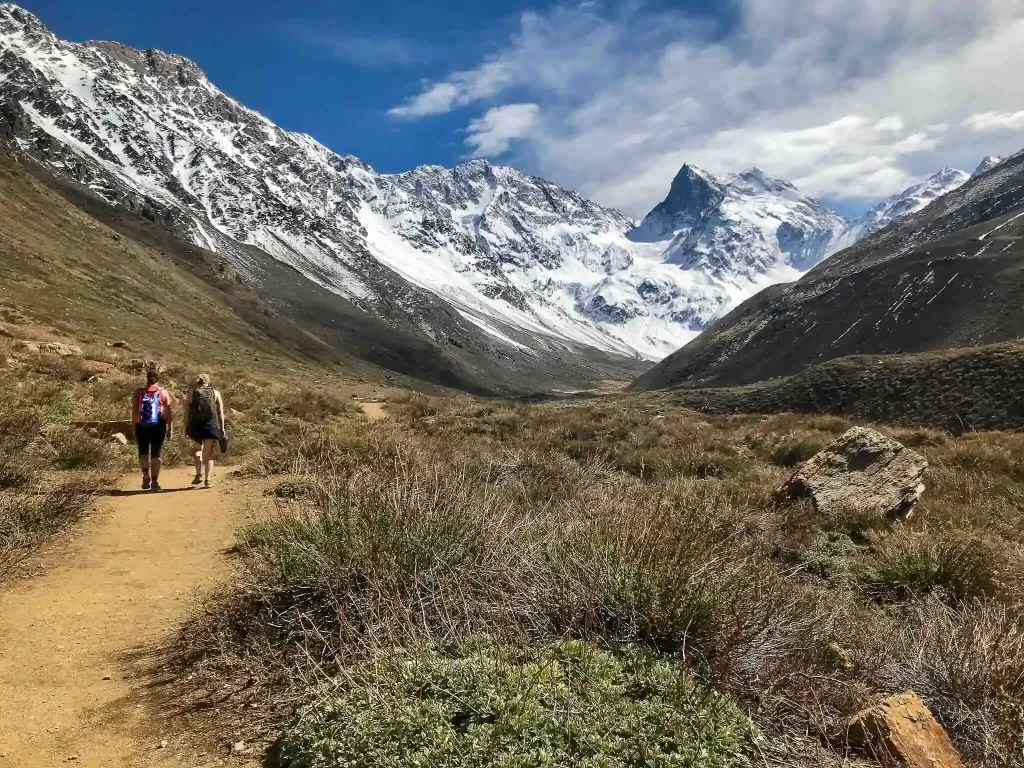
[{"xmin": 184, "ymin": 373, "xmax": 227, "ymax": 488}]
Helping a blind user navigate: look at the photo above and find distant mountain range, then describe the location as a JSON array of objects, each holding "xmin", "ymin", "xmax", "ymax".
[
  {"xmin": 633, "ymin": 148, "xmax": 1024, "ymax": 401},
  {"xmin": 0, "ymin": 3, "xmax": 996, "ymax": 377}
]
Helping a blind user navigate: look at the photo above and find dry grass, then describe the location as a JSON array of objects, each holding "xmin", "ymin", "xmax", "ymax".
[
  {"xmin": 0, "ymin": 334, "xmax": 366, "ymax": 578},
  {"xmin": 177, "ymin": 394, "xmax": 1024, "ymax": 766}
]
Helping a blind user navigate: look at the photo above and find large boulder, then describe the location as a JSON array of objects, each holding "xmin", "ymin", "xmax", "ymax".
[
  {"xmin": 847, "ymin": 692, "xmax": 963, "ymax": 768},
  {"xmin": 778, "ymin": 427, "xmax": 927, "ymax": 520}
]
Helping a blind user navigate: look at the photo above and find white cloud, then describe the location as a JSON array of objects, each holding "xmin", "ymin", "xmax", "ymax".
[
  {"xmin": 390, "ymin": 0, "xmax": 1024, "ymax": 215},
  {"xmin": 465, "ymin": 103, "xmax": 540, "ymax": 156},
  {"xmin": 288, "ymin": 24, "xmax": 434, "ymax": 70},
  {"xmin": 390, "ymin": 59, "xmax": 518, "ymax": 118},
  {"xmin": 963, "ymin": 110, "xmax": 1024, "ymax": 133}
]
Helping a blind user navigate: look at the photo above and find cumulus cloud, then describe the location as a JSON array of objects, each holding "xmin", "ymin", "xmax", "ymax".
[
  {"xmin": 465, "ymin": 103, "xmax": 540, "ymax": 156},
  {"xmin": 963, "ymin": 110, "xmax": 1024, "ymax": 133},
  {"xmin": 390, "ymin": 0, "xmax": 1024, "ymax": 215}
]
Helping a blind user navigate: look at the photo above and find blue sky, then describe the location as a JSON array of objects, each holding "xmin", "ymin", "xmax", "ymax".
[
  {"xmin": 19, "ymin": 0, "xmax": 546, "ymax": 174},
  {"xmin": 16, "ymin": 0, "xmax": 1024, "ymax": 218}
]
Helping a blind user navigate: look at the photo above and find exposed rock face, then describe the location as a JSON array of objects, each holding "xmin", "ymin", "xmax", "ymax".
[
  {"xmin": 778, "ymin": 427, "xmax": 927, "ymax": 520},
  {"xmin": 827, "ymin": 169, "xmax": 971, "ymax": 256},
  {"xmin": 848, "ymin": 692, "xmax": 964, "ymax": 768}
]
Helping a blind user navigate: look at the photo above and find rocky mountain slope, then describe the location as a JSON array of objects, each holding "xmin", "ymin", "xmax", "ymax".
[
  {"xmin": 0, "ymin": 4, "xmax": 652, "ymax": 391},
  {"xmin": 0, "ymin": 3, "xmax": 917, "ymax": 367},
  {"xmin": 974, "ymin": 155, "xmax": 1004, "ymax": 176},
  {"xmin": 633, "ymin": 148, "xmax": 1024, "ymax": 392}
]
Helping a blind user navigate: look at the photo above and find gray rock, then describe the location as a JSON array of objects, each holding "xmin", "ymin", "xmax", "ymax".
[{"xmin": 778, "ymin": 427, "xmax": 927, "ymax": 520}]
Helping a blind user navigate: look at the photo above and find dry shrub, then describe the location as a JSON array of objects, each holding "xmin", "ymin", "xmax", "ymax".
[
  {"xmin": 43, "ymin": 427, "xmax": 119, "ymax": 471},
  {"xmin": 0, "ymin": 483, "xmax": 93, "ymax": 577},
  {"xmin": 875, "ymin": 598, "xmax": 1024, "ymax": 766},
  {"xmin": 180, "ymin": 397, "xmax": 1024, "ymax": 766}
]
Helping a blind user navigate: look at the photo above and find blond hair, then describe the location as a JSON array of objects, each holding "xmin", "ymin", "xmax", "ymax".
[{"xmin": 195, "ymin": 373, "xmax": 211, "ymax": 387}]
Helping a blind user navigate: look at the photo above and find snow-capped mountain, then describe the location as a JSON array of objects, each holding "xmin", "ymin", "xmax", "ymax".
[
  {"xmin": 974, "ymin": 156, "xmax": 1005, "ymax": 177},
  {"xmin": 827, "ymin": 168, "xmax": 971, "ymax": 256},
  {"xmin": 0, "ymin": 4, "xmax": 984, "ymax": 364}
]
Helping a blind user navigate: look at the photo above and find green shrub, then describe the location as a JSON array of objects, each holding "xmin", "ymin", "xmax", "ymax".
[
  {"xmin": 272, "ymin": 478, "xmax": 318, "ymax": 500},
  {"xmin": 273, "ymin": 638, "xmax": 759, "ymax": 768},
  {"xmin": 859, "ymin": 529, "xmax": 1013, "ymax": 603},
  {"xmin": 770, "ymin": 438, "xmax": 825, "ymax": 468}
]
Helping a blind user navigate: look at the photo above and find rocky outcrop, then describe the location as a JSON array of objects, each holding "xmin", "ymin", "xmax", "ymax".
[
  {"xmin": 778, "ymin": 427, "xmax": 927, "ymax": 520},
  {"xmin": 848, "ymin": 692, "xmax": 964, "ymax": 768}
]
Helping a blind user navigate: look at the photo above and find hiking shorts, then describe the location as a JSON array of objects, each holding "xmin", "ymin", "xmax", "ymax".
[{"xmin": 135, "ymin": 422, "xmax": 167, "ymax": 458}]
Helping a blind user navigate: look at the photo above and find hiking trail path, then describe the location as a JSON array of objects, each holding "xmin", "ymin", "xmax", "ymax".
[
  {"xmin": 0, "ymin": 466, "xmax": 263, "ymax": 767},
  {"xmin": 0, "ymin": 403, "xmax": 387, "ymax": 766}
]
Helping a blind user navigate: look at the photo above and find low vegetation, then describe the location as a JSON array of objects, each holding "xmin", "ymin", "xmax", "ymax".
[
  {"xmin": 179, "ymin": 395, "xmax": 1024, "ymax": 767},
  {"xmin": 274, "ymin": 639, "xmax": 759, "ymax": 768},
  {"xmin": 0, "ymin": 332, "xmax": 364, "ymax": 578},
  {"xmin": 666, "ymin": 340, "xmax": 1024, "ymax": 433}
]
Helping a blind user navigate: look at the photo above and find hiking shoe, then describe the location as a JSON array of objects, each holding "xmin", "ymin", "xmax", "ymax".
[
  {"xmin": 204, "ymin": 478, "xmax": 212, "ymax": 489},
  {"xmin": 150, "ymin": 480, "xmax": 161, "ymax": 492},
  {"xmin": 141, "ymin": 474, "xmax": 151, "ymax": 490},
  {"xmin": 191, "ymin": 475, "xmax": 203, "ymax": 486}
]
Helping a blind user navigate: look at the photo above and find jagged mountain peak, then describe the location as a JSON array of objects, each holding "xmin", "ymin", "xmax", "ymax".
[
  {"xmin": 730, "ymin": 166, "xmax": 798, "ymax": 195},
  {"xmin": 632, "ymin": 160, "xmax": 845, "ymax": 275},
  {"xmin": 974, "ymin": 156, "xmax": 1005, "ymax": 177},
  {"xmin": 83, "ymin": 40, "xmax": 208, "ymax": 86},
  {"xmin": 0, "ymin": 3, "xmax": 43, "ymax": 29}
]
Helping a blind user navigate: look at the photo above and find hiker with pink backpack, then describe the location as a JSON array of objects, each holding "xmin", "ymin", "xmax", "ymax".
[{"xmin": 133, "ymin": 364, "xmax": 174, "ymax": 492}]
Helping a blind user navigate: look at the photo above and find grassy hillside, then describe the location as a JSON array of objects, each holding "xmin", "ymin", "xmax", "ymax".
[
  {"xmin": 660, "ymin": 340, "xmax": 1024, "ymax": 433},
  {"xmin": 0, "ymin": 150, "xmax": 492, "ymax": 390}
]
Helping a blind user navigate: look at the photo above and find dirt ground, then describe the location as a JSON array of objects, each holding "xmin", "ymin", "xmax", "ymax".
[{"xmin": 0, "ymin": 466, "xmax": 264, "ymax": 767}]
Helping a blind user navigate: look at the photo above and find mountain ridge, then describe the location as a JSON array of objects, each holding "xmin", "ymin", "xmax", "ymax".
[
  {"xmin": 0, "ymin": 3, "xmax": 994, "ymax": 370},
  {"xmin": 632, "ymin": 148, "xmax": 1024, "ymax": 394}
]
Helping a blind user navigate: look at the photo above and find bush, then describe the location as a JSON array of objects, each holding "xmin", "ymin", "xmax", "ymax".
[
  {"xmin": 770, "ymin": 438, "xmax": 825, "ymax": 468},
  {"xmin": 0, "ymin": 484, "xmax": 93, "ymax": 577},
  {"xmin": 273, "ymin": 638, "xmax": 759, "ymax": 768},
  {"xmin": 44, "ymin": 428, "xmax": 118, "ymax": 471},
  {"xmin": 859, "ymin": 529, "xmax": 1014, "ymax": 603}
]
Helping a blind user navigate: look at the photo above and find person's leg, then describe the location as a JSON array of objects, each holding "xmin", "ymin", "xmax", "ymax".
[
  {"xmin": 202, "ymin": 439, "xmax": 215, "ymax": 487},
  {"xmin": 191, "ymin": 440, "xmax": 203, "ymax": 483},
  {"xmin": 137, "ymin": 427, "xmax": 151, "ymax": 489},
  {"xmin": 149, "ymin": 422, "xmax": 167, "ymax": 491}
]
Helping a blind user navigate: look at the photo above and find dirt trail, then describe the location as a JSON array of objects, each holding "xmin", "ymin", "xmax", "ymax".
[{"xmin": 0, "ymin": 466, "xmax": 260, "ymax": 767}]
